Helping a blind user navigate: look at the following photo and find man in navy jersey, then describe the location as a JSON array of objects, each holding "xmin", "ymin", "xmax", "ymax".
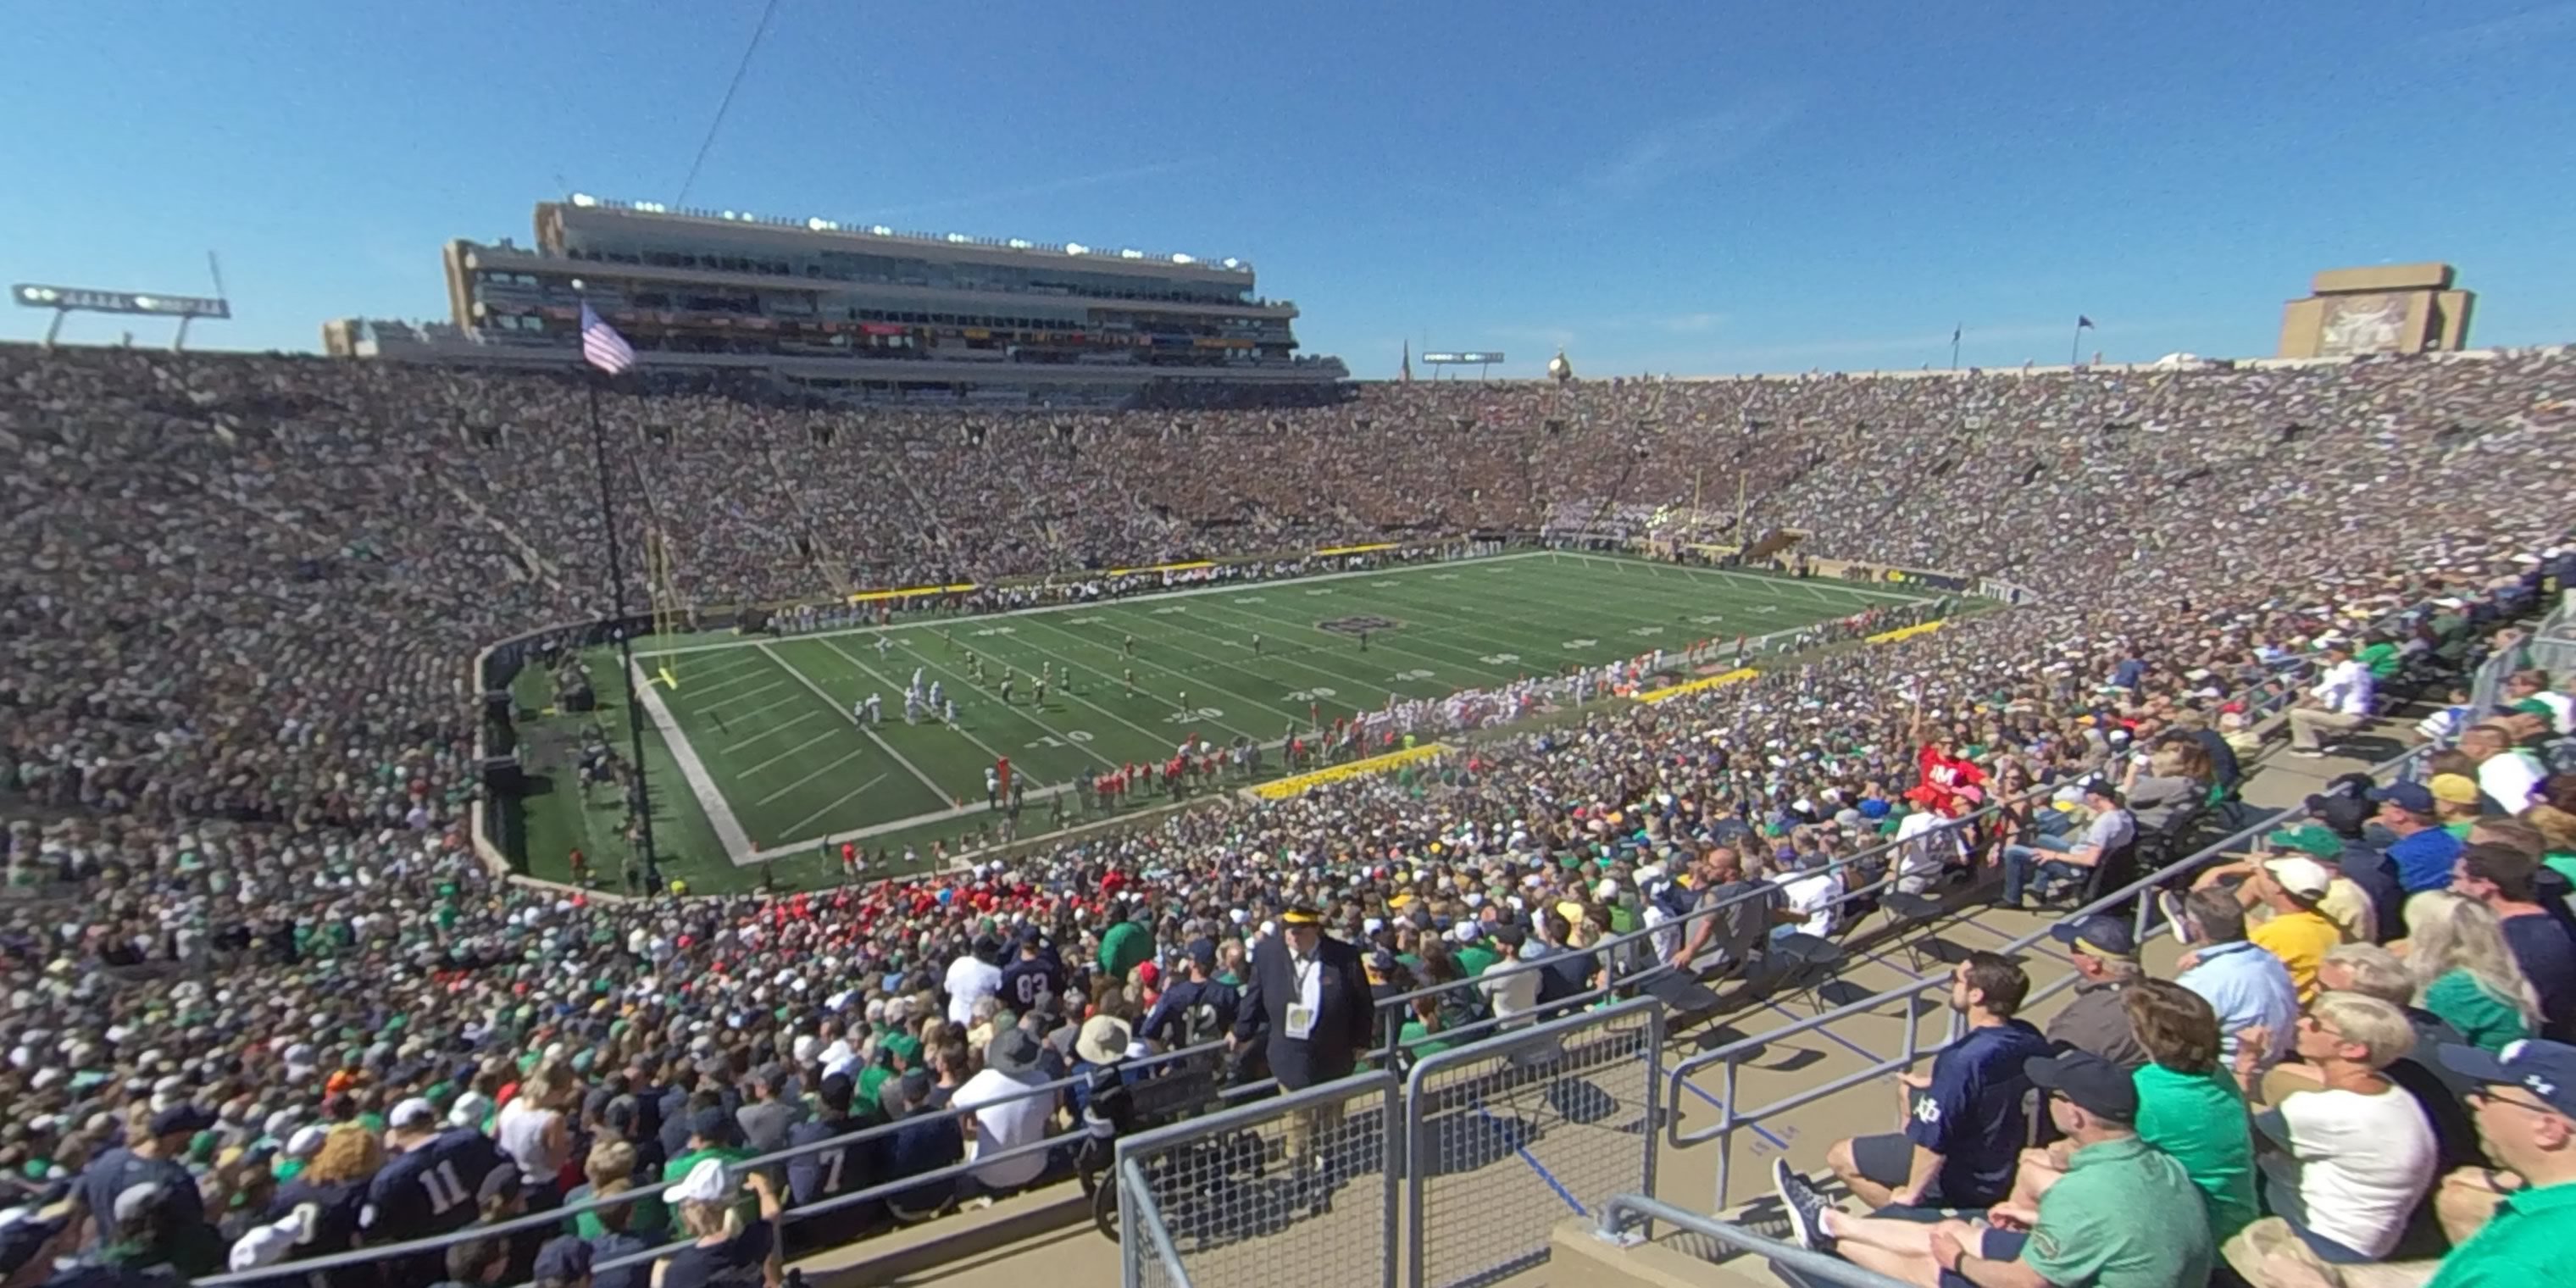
[
  {"xmin": 1824, "ymin": 952, "xmax": 2049, "ymax": 1210},
  {"xmin": 783, "ymin": 1074, "xmax": 886, "ymax": 1257},
  {"xmin": 75, "ymin": 1103, "xmax": 220, "ymax": 1274},
  {"xmin": 364, "ymin": 1097, "xmax": 504, "ymax": 1285},
  {"xmin": 996, "ymin": 926, "xmax": 1067, "ymax": 1015}
]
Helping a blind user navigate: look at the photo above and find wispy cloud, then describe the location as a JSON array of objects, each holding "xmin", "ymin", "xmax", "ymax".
[
  {"xmin": 1585, "ymin": 96, "xmax": 1803, "ymax": 200},
  {"xmin": 2431, "ymin": 3, "xmax": 2576, "ymax": 53},
  {"xmin": 861, "ymin": 159, "xmax": 1208, "ymax": 221}
]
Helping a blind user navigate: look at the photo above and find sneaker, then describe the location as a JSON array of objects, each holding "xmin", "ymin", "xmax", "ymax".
[
  {"xmin": 2157, "ymin": 891, "xmax": 2192, "ymax": 946},
  {"xmin": 1772, "ymin": 1158, "xmax": 1836, "ymax": 1253}
]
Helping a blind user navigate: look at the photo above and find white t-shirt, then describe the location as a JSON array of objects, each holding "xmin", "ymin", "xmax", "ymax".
[
  {"xmin": 2479, "ymin": 751, "xmax": 2544, "ymax": 814},
  {"xmin": 1772, "ymin": 869, "xmax": 1840, "ymax": 937},
  {"xmin": 1893, "ymin": 812, "xmax": 1960, "ymax": 890},
  {"xmin": 494, "ymin": 1101, "xmax": 569, "ymax": 1182},
  {"xmin": 2314, "ymin": 658, "xmax": 2375, "ymax": 717},
  {"xmin": 944, "ymin": 954, "xmax": 1002, "ymax": 1026},
  {"xmin": 953, "ymin": 1068, "xmax": 1054, "ymax": 1190},
  {"xmin": 2257, "ymin": 1085, "xmax": 2435, "ymax": 1258}
]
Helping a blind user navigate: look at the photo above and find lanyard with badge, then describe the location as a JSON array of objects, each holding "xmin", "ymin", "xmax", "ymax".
[{"xmin": 1285, "ymin": 952, "xmax": 1318, "ymax": 1041}]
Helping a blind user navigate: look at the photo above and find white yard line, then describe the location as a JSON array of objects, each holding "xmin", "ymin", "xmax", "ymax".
[
  {"xmin": 634, "ymin": 551, "xmax": 1552, "ymax": 658},
  {"xmin": 757, "ymin": 745, "xmax": 870, "ymax": 806},
  {"xmin": 724, "ymin": 707, "xmax": 824, "ymax": 753},
  {"xmin": 683, "ymin": 665, "xmax": 779, "ymax": 701},
  {"xmin": 721, "ymin": 689, "xmax": 807, "ymax": 727},
  {"xmin": 701, "ymin": 678, "xmax": 789, "ymax": 711},
  {"xmin": 739, "ymin": 724, "xmax": 847, "ymax": 778},
  {"xmin": 744, "ymin": 780, "xmax": 1080, "ymax": 863},
  {"xmin": 627, "ymin": 658, "xmax": 758, "ymax": 863},
  {"xmin": 755, "ymin": 642, "xmax": 952, "ymax": 804},
  {"xmin": 780, "ymin": 772, "xmax": 890, "ymax": 840}
]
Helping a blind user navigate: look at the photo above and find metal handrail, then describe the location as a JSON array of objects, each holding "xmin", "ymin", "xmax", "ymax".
[
  {"xmin": 1119, "ymin": 1154, "xmax": 1196, "ymax": 1288},
  {"xmin": 1662, "ymin": 741, "xmax": 2434, "ymax": 1209},
  {"xmin": 1365, "ymin": 781, "xmax": 2063, "ymax": 1054},
  {"xmin": 194, "ymin": 1035, "xmax": 1233, "ymax": 1286},
  {"xmin": 1594, "ymin": 1194, "xmax": 1915, "ymax": 1288}
]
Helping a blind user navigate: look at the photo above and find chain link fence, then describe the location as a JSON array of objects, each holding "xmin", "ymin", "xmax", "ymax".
[
  {"xmin": 1403, "ymin": 997, "xmax": 1664, "ymax": 1288},
  {"xmin": 1115, "ymin": 1071, "xmax": 1400, "ymax": 1288}
]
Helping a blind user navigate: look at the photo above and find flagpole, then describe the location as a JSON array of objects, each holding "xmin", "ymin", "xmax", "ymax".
[
  {"xmin": 1951, "ymin": 324, "xmax": 1962, "ymax": 371},
  {"xmin": 2070, "ymin": 320, "xmax": 2083, "ymax": 368},
  {"xmin": 587, "ymin": 375, "xmax": 661, "ymax": 892}
]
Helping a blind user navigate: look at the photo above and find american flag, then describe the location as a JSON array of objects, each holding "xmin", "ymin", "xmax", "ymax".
[{"xmin": 580, "ymin": 303, "xmax": 636, "ymax": 375}]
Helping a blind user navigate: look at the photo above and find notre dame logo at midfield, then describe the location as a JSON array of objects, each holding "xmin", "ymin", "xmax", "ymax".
[{"xmin": 1318, "ymin": 615, "xmax": 1399, "ymax": 637}]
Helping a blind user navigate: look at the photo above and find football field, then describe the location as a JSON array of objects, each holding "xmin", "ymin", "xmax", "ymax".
[{"xmin": 517, "ymin": 552, "xmax": 1938, "ymax": 892}]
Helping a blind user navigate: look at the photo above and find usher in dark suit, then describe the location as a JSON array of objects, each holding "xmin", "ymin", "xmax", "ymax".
[{"xmin": 1234, "ymin": 927, "xmax": 1375, "ymax": 1091}]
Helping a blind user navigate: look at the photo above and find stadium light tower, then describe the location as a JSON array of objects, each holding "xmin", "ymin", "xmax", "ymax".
[{"xmin": 1548, "ymin": 348, "xmax": 1574, "ymax": 386}]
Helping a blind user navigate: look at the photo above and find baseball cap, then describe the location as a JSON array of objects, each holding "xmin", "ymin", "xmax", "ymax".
[
  {"xmin": 533, "ymin": 1235, "xmax": 595, "ymax": 1281},
  {"xmin": 1186, "ymin": 936, "xmax": 1219, "ymax": 968},
  {"xmin": 666, "ymin": 1157, "xmax": 732, "ymax": 1205},
  {"xmin": 2048, "ymin": 915, "xmax": 2137, "ymax": 959},
  {"xmin": 2263, "ymin": 825, "xmax": 2345, "ymax": 861},
  {"xmin": 2303, "ymin": 793, "xmax": 2373, "ymax": 836},
  {"xmin": 2440, "ymin": 1038, "xmax": 2576, "ymax": 1119},
  {"xmin": 688, "ymin": 1106, "xmax": 742, "ymax": 1145},
  {"xmin": 2367, "ymin": 781, "xmax": 2434, "ymax": 814},
  {"xmin": 2429, "ymin": 774, "xmax": 2484, "ymax": 806},
  {"xmin": 2026, "ymin": 1050, "xmax": 2140, "ymax": 1123},
  {"xmin": 2262, "ymin": 854, "xmax": 2334, "ymax": 901},
  {"xmin": 388, "ymin": 1096, "xmax": 440, "ymax": 1131},
  {"xmin": 148, "ymin": 1103, "xmax": 215, "ymax": 1138}
]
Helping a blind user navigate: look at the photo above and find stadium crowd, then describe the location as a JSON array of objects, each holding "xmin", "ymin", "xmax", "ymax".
[{"xmin": 2, "ymin": 343, "xmax": 2573, "ymax": 1285}]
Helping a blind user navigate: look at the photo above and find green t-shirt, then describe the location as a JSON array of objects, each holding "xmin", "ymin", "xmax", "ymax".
[
  {"xmin": 2023, "ymin": 1136, "xmax": 2213, "ymax": 1288},
  {"xmin": 1455, "ymin": 946, "xmax": 1500, "ymax": 977},
  {"xmin": 2357, "ymin": 641, "xmax": 2401, "ymax": 680},
  {"xmin": 1396, "ymin": 1019, "xmax": 1452, "ymax": 1057},
  {"xmin": 2131, "ymin": 1063, "xmax": 2260, "ymax": 1242},
  {"xmin": 1098, "ymin": 921, "xmax": 1155, "ymax": 981},
  {"xmin": 2425, "ymin": 1179, "xmax": 2576, "ymax": 1288},
  {"xmin": 2423, "ymin": 970, "xmax": 2531, "ymax": 1054}
]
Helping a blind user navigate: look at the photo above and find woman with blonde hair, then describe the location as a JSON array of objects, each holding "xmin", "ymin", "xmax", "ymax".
[
  {"xmin": 496, "ymin": 1058, "xmax": 580, "ymax": 1206},
  {"xmin": 2401, "ymin": 890, "xmax": 2540, "ymax": 1052},
  {"xmin": 251, "ymin": 1126, "xmax": 384, "ymax": 1287}
]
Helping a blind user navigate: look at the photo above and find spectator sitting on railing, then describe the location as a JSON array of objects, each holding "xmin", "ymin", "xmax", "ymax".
[
  {"xmin": 1779, "ymin": 1050, "xmax": 2214, "ymax": 1288},
  {"xmin": 2232, "ymin": 992, "xmax": 2437, "ymax": 1269},
  {"xmin": 1999, "ymin": 780, "xmax": 2131, "ymax": 910},
  {"xmin": 2173, "ymin": 886, "xmax": 2303, "ymax": 1076},
  {"xmin": 2040, "ymin": 916, "xmax": 2151, "ymax": 1072},
  {"xmin": 1823, "ymin": 952, "xmax": 2050, "ymax": 1212}
]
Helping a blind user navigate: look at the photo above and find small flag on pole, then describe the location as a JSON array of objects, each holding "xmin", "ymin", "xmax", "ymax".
[
  {"xmin": 2076, "ymin": 315, "xmax": 2096, "ymax": 330},
  {"xmin": 1401, "ymin": 340, "xmax": 1413, "ymax": 383},
  {"xmin": 580, "ymin": 303, "xmax": 636, "ymax": 375},
  {"xmin": 1951, "ymin": 324, "xmax": 1963, "ymax": 345}
]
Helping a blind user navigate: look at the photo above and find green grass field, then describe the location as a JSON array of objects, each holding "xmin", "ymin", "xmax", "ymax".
[{"xmin": 515, "ymin": 552, "xmax": 1935, "ymax": 893}]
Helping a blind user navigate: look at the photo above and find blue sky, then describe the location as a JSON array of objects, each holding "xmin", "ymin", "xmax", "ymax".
[{"xmin": 7, "ymin": 1, "xmax": 2573, "ymax": 378}]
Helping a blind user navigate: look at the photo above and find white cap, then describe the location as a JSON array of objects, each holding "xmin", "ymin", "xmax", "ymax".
[
  {"xmin": 229, "ymin": 1216, "xmax": 304, "ymax": 1271},
  {"xmin": 388, "ymin": 1097, "xmax": 439, "ymax": 1131},
  {"xmin": 668, "ymin": 1157, "xmax": 732, "ymax": 1205}
]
